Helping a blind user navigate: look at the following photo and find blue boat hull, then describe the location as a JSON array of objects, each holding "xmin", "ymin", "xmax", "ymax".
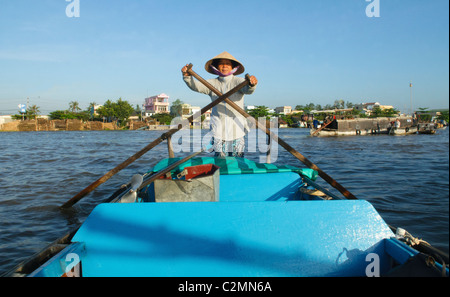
[{"xmin": 23, "ymin": 157, "xmax": 448, "ymax": 277}]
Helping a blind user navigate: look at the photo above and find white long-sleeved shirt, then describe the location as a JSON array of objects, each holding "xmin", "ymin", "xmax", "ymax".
[{"xmin": 183, "ymin": 74, "xmax": 256, "ymax": 141}]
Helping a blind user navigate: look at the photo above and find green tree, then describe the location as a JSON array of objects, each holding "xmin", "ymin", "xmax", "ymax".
[
  {"xmin": 417, "ymin": 107, "xmax": 429, "ymax": 113},
  {"xmin": 416, "ymin": 107, "xmax": 431, "ymax": 122},
  {"xmin": 248, "ymin": 106, "xmax": 270, "ymax": 119},
  {"xmin": 49, "ymin": 110, "xmax": 89, "ymax": 120},
  {"xmin": 295, "ymin": 105, "xmax": 309, "ymax": 113},
  {"xmin": 383, "ymin": 108, "xmax": 400, "ymax": 117},
  {"xmin": 437, "ymin": 111, "xmax": 449, "ymax": 122},
  {"xmin": 11, "ymin": 105, "xmax": 41, "ymax": 120},
  {"xmin": 114, "ymin": 98, "xmax": 134, "ymax": 126},
  {"xmin": 370, "ymin": 107, "xmax": 400, "ymax": 118},
  {"xmin": 96, "ymin": 98, "xmax": 134, "ymax": 127},
  {"xmin": 74, "ymin": 110, "xmax": 91, "ymax": 121},
  {"xmin": 26, "ymin": 105, "xmax": 40, "ymax": 119},
  {"xmin": 135, "ymin": 104, "xmax": 143, "ymax": 121},
  {"xmin": 69, "ymin": 101, "xmax": 81, "ymax": 113},
  {"xmin": 306, "ymin": 103, "xmax": 315, "ymax": 110},
  {"xmin": 295, "ymin": 103, "xmax": 317, "ymax": 113},
  {"xmin": 151, "ymin": 113, "xmax": 174, "ymax": 125},
  {"xmin": 351, "ymin": 108, "xmax": 364, "ymax": 117},
  {"xmin": 279, "ymin": 114, "xmax": 294, "ymax": 126},
  {"xmin": 49, "ymin": 110, "xmax": 67, "ymax": 120},
  {"xmin": 334, "ymin": 100, "xmax": 345, "ymax": 109},
  {"xmin": 97, "ymin": 100, "xmax": 116, "ymax": 121},
  {"xmin": 170, "ymin": 99, "xmax": 184, "ymax": 117},
  {"xmin": 294, "ymin": 105, "xmax": 304, "ymax": 111}
]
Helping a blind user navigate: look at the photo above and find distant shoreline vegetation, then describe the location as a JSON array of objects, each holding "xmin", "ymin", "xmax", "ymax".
[
  {"xmin": 8, "ymin": 98, "xmax": 449, "ymax": 128},
  {"xmin": 247, "ymin": 104, "xmax": 448, "ymax": 125},
  {"xmin": 12, "ymin": 99, "xmax": 138, "ymax": 128}
]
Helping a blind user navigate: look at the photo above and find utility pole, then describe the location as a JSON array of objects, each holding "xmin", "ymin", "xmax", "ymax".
[
  {"xmin": 27, "ymin": 97, "xmax": 30, "ymax": 120},
  {"xmin": 409, "ymin": 81, "xmax": 413, "ymax": 116}
]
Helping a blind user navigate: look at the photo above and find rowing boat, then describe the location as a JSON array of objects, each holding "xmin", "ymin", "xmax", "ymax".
[
  {"xmin": 5, "ymin": 155, "xmax": 448, "ymax": 277},
  {"xmin": 4, "ymin": 65, "xmax": 448, "ymax": 277},
  {"xmin": 387, "ymin": 126, "xmax": 418, "ymax": 135}
]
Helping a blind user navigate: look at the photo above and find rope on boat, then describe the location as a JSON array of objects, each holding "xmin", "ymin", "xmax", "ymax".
[
  {"xmin": 395, "ymin": 227, "xmax": 448, "ymax": 276},
  {"xmin": 395, "ymin": 227, "xmax": 431, "ymax": 249},
  {"xmin": 299, "ymin": 187, "xmax": 332, "ymax": 200}
]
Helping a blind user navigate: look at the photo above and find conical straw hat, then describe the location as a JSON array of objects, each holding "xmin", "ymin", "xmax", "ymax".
[{"xmin": 204, "ymin": 51, "xmax": 245, "ymax": 75}]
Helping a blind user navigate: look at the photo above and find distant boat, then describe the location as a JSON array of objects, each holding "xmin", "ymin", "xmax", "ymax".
[
  {"xmin": 310, "ymin": 117, "xmax": 418, "ymax": 137},
  {"xmin": 417, "ymin": 123, "xmax": 437, "ymax": 134},
  {"xmin": 387, "ymin": 125, "xmax": 418, "ymax": 135}
]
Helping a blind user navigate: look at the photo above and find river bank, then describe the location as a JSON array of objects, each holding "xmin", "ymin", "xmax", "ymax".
[{"xmin": 0, "ymin": 119, "xmax": 167, "ymax": 132}]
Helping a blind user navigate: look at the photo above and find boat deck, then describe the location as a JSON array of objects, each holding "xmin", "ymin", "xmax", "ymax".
[{"xmin": 32, "ymin": 200, "xmax": 396, "ymax": 277}]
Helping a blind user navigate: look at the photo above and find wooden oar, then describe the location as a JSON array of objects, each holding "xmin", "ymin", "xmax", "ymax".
[
  {"xmin": 186, "ymin": 67, "xmax": 358, "ymax": 200},
  {"xmin": 137, "ymin": 147, "xmax": 207, "ymax": 191},
  {"xmin": 311, "ymin": 119, "xmax": 334, "ymax": 136},
  {"xmin": 60, "ymin": 65, "xmax": 250, "ymax": 209}
]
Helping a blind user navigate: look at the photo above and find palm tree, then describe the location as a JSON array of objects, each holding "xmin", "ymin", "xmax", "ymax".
[
  {"xmin": 27, "ymin": 105, "xmax": 40, "ymax": 120},
  {"xmin": 135, "ymin": 104, "xmax": 143, "ymax": 121},
  {"xmin": 88, "ymin": 102, "xmax": 97, "ymax": 119},
  {"xmin": 69, "ymin": 101, "xmax": 81, "ymax": 113}
]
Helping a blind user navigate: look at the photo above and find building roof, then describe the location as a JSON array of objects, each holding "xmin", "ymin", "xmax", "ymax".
[{"xmin": 146, "ymin": 93, "xmax": 170, "ymax": 99}]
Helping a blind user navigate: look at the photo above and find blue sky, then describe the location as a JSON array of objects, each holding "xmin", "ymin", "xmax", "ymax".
[{"xmin": 0, "ymin": 0, "xmax": 448, "ymax": 115}]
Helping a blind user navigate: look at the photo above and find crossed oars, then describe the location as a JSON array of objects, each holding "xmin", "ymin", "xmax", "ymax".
[
  {"xmin": 61, "ymin": 64, "xmax": 356, "ymax": 209},
  {"xmin": 184, "ymin": 65, "xmax": 357, "ymax": 200},
  {"xmin": 60, "ymin": 66, "xmax": 251, "ymax": 208}
]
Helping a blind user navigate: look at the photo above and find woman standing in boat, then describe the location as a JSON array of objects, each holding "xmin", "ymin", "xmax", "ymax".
[{"xmin": 181, "ymin": 51, "xmax": 258, "ymax": 157}]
